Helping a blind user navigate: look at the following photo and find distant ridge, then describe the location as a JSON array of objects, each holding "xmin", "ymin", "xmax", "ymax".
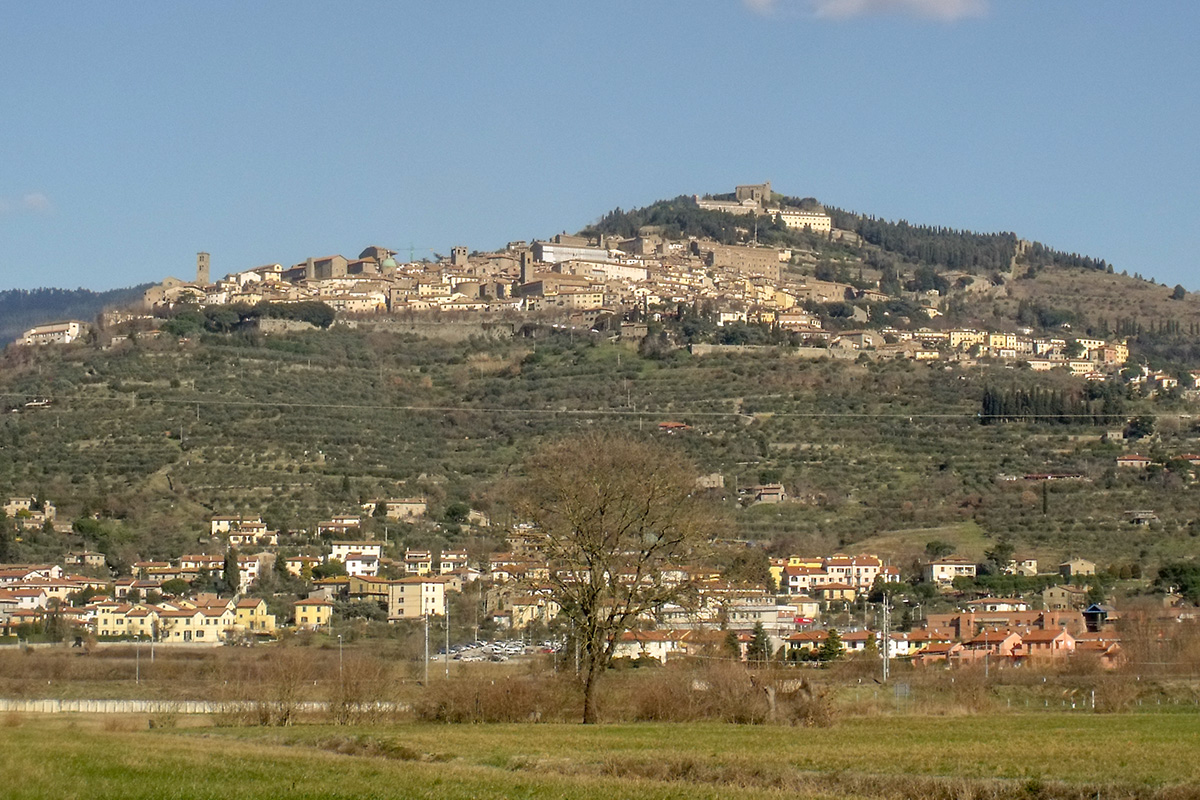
[{"xmin": 0, "ymin": 285, "xmax": 152, "ymax": 345}]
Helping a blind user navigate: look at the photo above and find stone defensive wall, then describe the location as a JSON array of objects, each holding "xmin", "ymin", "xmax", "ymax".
[{"xmin": 337, "ymin": 319, "xmax": 516, "ymax": 342}]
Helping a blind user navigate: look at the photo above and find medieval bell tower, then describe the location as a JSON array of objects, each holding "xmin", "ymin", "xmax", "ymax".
[{"xmin": 196, "ymin": 252, "xmax": 210, "ymax": 285}]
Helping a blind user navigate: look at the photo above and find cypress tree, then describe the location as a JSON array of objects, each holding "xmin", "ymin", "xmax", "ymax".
[{"xmin": 224, "ymin": 548, "xmax": 240, "ymax": 595}]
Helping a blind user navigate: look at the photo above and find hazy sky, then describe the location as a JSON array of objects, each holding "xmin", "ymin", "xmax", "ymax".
[{"xmin": 1, "ymin": 2, "xmax": 1196, "ymax": 291}]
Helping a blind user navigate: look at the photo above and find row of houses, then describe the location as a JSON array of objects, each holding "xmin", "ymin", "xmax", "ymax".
[
  {"xmin": 921, "ymin": 556, "xmax": 1100, "ymax": 588},
  {"xmin": 770, "ymin": 553, "xmax": 901, "ymax": 597},
  {"xmin": 132, "ymin": 554, "xmax": 263, "ymax": 594},
  {"xmin": 0, "ymin": 564, "xmax": 108, "ymax": 625},
  {"xmin": 210, "ymin": 499, "xmax": 428, "ymax": 543},
  {"xmin": 612, "ymin": 600, "xmax": 1137, "ymax": 667},
  {"xmin": 610, "ymin": 623, "xmax": 1118, "ymax": 667},
  {"xmin": 92, "ymin": 595, "xmax": 276, "ymax": 641}
]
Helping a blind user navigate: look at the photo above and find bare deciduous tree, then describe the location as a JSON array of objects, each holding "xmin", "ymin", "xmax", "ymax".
[{"xmin": 516, "ymin": 432, "xmax": 718, "ymax": 723}]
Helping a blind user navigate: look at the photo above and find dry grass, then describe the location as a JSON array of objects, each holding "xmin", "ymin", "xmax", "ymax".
[
  {"xmin": 7, "ymin": 641, "xmax": 1200, "ymax": 727},
  {"xmin": 413, "ymin": 667, "xmax": 577, "ymax": 723}
]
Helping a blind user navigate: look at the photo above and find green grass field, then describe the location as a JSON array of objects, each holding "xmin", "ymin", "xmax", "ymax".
[{"xmin": 4, "ymin": 713, "xmax": 1199, "ymax": 799}]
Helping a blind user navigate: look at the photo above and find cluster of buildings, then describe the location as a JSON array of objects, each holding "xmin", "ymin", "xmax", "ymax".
[
  {"xmin": 607, "ymin": 549, "xmax": 1160, "ymax": 668},
  {"xmin": 610, "ymin": 579, "xmax": 1174, "ymax": 670},
  {"xmin": 4, "ymin": 178, "xmax": 1166, "ymax": 394},
  {"xmin": 772, "ymin": 554, "xmax": 901, "ymax": 599},
  {"xmin": 2, "ymin": 496, "xmax": 59, "ymax": 531},
  {"xmin": 834, "ymin": 328, "xmax": 1130, "ymax": 374},
  {"xmin": 0, "ymin": 564, "xmax": 108, "ymax": 628},
  {"xmin": 921, "ymin": 555, "xmax": 1103, "ymax": 588},
  {"xmin": 0, "ymin": 560, "xmax": 279, "ymax": 639},
  {"xmin": 0, "ymin": 484, "xmax": 1183, "ymax": 669},
  {"xmin": 608, "ymin": 599, "xmax": 1141, "ymax": 668},
  {"xmin": 92, "ymin": 594, "xmax": 276, "ymax": 641},
  {"xmin": 12, "ymin": 177, "xmax": 1134, "ymax": 383},
  {"xmin": 0, "ymin": 494, "xmax": 469, "ymax": 637},
  {"xmin": 117, "ymin": 185, "xmax": 833, "ymax": 324},
  {"xmin": 694, "ymin": 181, "xmax": 833, "ymax": 234},
  {"xmin": 133, "ymin": 233, "xmax": 816, "ymax": 323}
]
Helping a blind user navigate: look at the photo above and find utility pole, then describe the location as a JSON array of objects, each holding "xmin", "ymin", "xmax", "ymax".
[
  {"xmin": 423, "ymin": 614, "xmax": 429, "ymax": 684},
  {"xmin": 881, "ymin": 592, "xmax": 890, "ymax": 684},
  {"xmin": 445, "ymin": 595, "xmax": 450, "ymax": 678}
]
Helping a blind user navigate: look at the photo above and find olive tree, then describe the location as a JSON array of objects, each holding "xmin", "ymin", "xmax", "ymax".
[{"xmin": 516, "ymin": 431, "xmax": 718, "ymax": 723}]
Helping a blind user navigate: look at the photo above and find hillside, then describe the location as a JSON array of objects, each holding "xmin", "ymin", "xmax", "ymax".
[
  {"xmin": 2, "ymin": 325, "xmax": 1198, "ymax": 575},
  {"xmin": 3, "ymin": 193, "xmax": 1200, "ymax": 579},
  {"xmin": 583, "ymin": 194, "xmax": 1200, "ymax": 366},
  {"xmin": 0, "ymin": 286, "xmax": 152, "ymax": 346}
]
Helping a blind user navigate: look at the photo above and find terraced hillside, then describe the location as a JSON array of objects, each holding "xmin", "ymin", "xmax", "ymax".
[{"xmin": 1, "ymin": 327, "xmax": 1198, "ymax": 571}]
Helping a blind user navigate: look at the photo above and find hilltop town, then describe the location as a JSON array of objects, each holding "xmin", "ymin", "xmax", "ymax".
[{"xmin": 19, "ymin": 182, "xmax": 1151, "ymax": 383}]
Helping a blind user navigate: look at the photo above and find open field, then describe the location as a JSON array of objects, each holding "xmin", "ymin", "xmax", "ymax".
[
  {"xmin": 3, "ymin": 713, "xmax": 1200, "ymax": 799},
  {"xmin": 851, "ymin": 522, "xmax": 992, "ymax": 563}
]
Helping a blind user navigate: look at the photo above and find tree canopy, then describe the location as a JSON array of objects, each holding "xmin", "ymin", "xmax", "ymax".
[{"xmin": 515, "ymin": 431, "xmax": 719, "ymax": 723}]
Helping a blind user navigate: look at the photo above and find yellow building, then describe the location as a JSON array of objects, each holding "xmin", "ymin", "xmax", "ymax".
[
  {"xmin": 294, "ymin": 598, "xmax": 334, "ymax": 630},
  {"xmin": 234, "ymin": 597, "xmax": 276, "ymax": 634},
  {"xmin": 949, "ymin": 329, "xmax": 986, "ymax": 350},
  {"xmin": 777, "ymin": 209, "xmax": 833, "ymax": 233},
  {"xmin": 157, "ymin": 605, "xmax": 235, "ymax": 643},
  {"xmin": 510, "ymin": 595, "xmax": 560, "ymax": 628},
  {"xmin": 768, "ymin": 557, "xmax": 787, "ymax": 588},
  {"xmin": 988, "ymin": 332, "xmax": 1018, "ymax": 350},
  {"xmin": 94, "ymin": 602, "xmax": 156, "ymax": 638}
]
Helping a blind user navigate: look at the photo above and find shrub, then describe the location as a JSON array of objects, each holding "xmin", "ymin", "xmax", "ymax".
[{"xmin": 412, "ymin": 672, "xmax": 575, "ymax": 723}]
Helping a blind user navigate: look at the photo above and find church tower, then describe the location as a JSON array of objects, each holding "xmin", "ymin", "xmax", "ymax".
[{"xmin": 196, "ymin": 252, "xmax": 210, "ymax": 285}]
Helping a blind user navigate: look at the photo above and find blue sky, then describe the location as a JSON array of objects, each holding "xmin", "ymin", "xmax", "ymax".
[{"xmin": 1, "ymin": 1, "xmax": 1196, "ymax": 291}]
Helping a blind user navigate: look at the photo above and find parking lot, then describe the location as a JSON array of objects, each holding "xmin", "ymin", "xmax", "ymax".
[{"xmin": 444, "ymin": 640, "xmax": 562, "ymax": 662}]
